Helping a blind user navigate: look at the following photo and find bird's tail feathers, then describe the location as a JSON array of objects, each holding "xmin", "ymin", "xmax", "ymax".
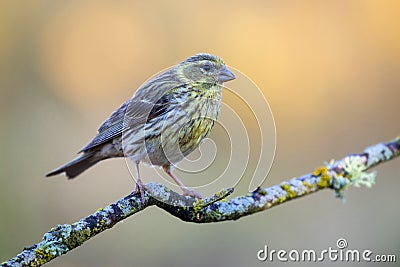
[{"xmin": 46, "ymin": 152, "xmax": 100, "ymax": 179}]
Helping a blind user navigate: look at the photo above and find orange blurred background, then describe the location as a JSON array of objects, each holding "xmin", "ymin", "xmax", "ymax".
[{"xmin": 1, "ymin": 1, "xmax": 399, "ymax": 266}]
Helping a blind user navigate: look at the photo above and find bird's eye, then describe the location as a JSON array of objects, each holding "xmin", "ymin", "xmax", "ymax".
[{"xmin": 202, "ymin": 63, "xmax": 212, "ymax": 71}]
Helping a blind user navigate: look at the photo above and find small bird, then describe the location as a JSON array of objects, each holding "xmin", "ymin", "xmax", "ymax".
[{"xmin": 47, "ymin": 53, "xmax": 235, "ymax": 199}]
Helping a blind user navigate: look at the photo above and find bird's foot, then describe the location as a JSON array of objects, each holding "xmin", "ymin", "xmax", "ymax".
[
  {"xmin": 182, "ymin": 188, "xmax": 202, "ymax": 199},
  {"xmin": 134, "ymin": 181, "xmax": 146, "ymax": 203}
]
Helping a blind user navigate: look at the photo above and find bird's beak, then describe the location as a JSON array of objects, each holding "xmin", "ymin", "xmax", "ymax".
[{"xmin": 218, "ymin": 66, "xmax": 236, "ymax": 83}]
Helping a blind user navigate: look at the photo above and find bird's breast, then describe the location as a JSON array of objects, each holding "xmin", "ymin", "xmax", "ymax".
[
  {"xmin": 125, "ymin": 84, "xmax": 223, "ymax": 166},
  {"xmin": 175, "ymin": 84, "xmax": 222, "ymax": 155}
]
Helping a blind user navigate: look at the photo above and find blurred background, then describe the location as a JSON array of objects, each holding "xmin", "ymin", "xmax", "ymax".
[{"xmin": 1, "ymin": 0, "xmax": 399, "ymax": 266}]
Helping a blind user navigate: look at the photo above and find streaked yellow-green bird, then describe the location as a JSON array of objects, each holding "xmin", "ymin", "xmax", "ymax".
[{"xmin": 47, "ymin": 53, "xmax": 235, "ymax": 199}]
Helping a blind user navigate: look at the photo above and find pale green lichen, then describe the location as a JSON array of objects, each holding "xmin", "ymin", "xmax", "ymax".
[
  {"xmin": 32, "ymin": 223, "xmax": 95, "ymax": 265},
  {"xmin": 65, "ymin": 228, "xmax": 92, "ymax": 247},
  {"xmin": 191, "ymin": 188, "xmax": 233, "ymax": 215},
  {"xmin": 331, "ymin": 156, "xmax": 377, "ymax": 200},
  {"xmin": 34, "ymin": 248, "xmax": 56, "ymax": 266},
  {"xmin": 342, "ymin": 156, "xmax": 376, "ymax": 188},
  {"xmin": 33, "ymin": 225, "xmax": 72, "ymax": 264},
  {"xmin": 352, "ymin": 171, "xmax": 376, "ymax": 188}
]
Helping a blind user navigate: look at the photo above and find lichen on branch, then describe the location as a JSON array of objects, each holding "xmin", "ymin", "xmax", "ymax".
[{"xmin": 2, "ymin": 136, "xmax": 399, "ymax": 267}]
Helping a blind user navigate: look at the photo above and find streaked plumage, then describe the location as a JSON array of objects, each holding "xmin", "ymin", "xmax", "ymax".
[{"xmin": 47, "ymin": 53, "xmax": 235, "ymax": 198}]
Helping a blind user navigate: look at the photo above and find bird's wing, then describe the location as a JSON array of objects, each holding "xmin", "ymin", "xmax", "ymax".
[
  {"xmin": 80, "ymin": 69, "xmax": 183, "ymax": 152},
  {"xmin": 79, "ymin": 100, "xmax": 131, "ymax": 152}
]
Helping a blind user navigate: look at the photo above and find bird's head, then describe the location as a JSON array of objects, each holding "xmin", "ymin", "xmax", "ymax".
[{"xmin": 177, "ymin": 53, "xmax": 235, "ymax": 85}]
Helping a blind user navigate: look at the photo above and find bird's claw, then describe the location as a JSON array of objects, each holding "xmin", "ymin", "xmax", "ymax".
[
  {"xmin": 182, "ymin": 188, "xmax": 202, "ymax": 199},
  {"xmin": 135, "ymin": 181, "xmax": 146, "ymax": 203}
]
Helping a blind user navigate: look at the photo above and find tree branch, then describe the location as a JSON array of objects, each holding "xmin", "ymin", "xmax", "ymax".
[{"xmin": 2, "ymin": 136, "xmax": 399, "ymax": 267}]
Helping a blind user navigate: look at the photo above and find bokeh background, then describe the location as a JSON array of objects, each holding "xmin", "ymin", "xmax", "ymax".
[{"xmin": 1, "ymin": 1, "xmax": 399, "ymax": 266}]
